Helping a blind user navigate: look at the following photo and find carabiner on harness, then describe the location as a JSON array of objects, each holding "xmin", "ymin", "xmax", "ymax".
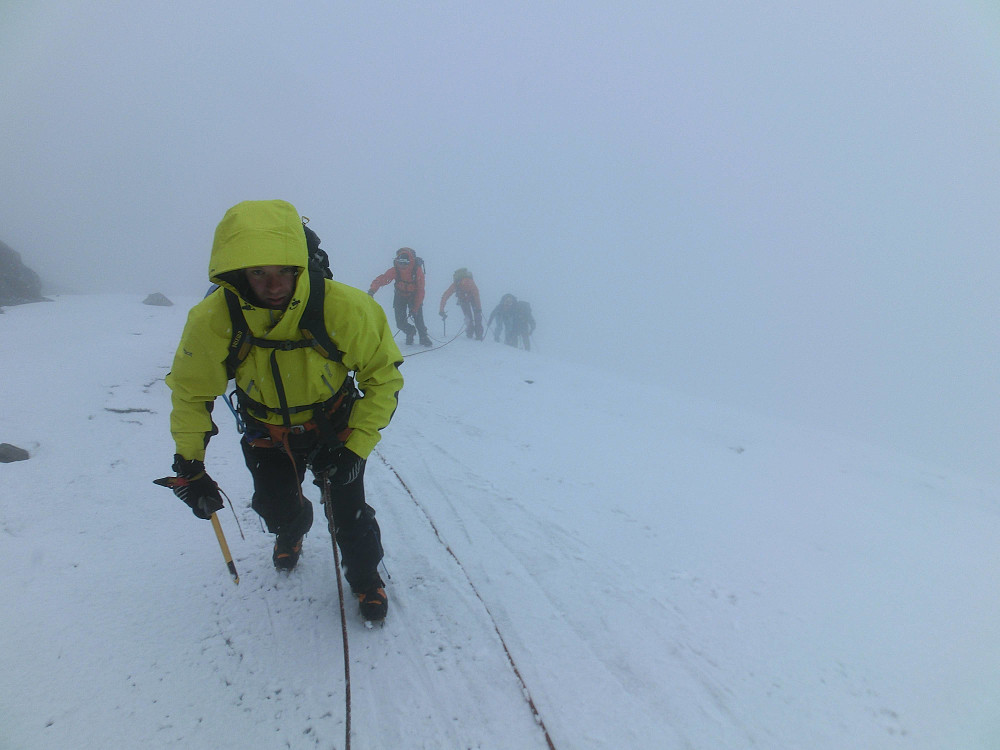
[{"xmin": 224, "ymin": 389, "xmax": 246, "ymax": 434}]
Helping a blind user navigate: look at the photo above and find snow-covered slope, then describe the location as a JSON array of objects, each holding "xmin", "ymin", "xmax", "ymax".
[{"xmin": 2, "ymin": 295, "xmax": 999, "ymax": 749}]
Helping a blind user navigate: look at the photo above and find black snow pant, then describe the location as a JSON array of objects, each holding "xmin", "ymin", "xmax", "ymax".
[
  {"xmin": 513, "ymin": 324, "xmax": 532, "ymax": 351},
  {"xmin": 240, "ymin": 436, "xmax": 384, "ymax": 592},
  {"xmin": 392, "ymin": 293, "xmax": 429, "ymax": 342}
]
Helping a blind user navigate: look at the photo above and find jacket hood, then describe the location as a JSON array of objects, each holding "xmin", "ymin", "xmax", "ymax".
[{"xmin": 208, "ymin": 200, "xmax": 308, "ymax": 290}]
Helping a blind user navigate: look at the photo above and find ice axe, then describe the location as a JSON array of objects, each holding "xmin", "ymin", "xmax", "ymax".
[{"xmin": 154, "ymin": 476, "xmax": 240, "ymax": 584}]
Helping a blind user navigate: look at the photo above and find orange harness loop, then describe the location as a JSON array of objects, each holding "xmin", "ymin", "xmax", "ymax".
[{"xmin": 247, "ymin": 420, "xmax": 353, "ymax": 451}]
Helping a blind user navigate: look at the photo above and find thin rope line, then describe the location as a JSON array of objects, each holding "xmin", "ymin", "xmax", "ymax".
[{"xmin": 321, "ymin": 475, "xmax": 352, "ymax": 750}]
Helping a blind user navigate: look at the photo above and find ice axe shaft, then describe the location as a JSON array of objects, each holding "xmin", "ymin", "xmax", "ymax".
[
  {"xmin": 210, "ymin": 513, "xmax": 239, "ymax": 584},
  {"xmin": 154, "ymin": 476, "xmax": 239, "ymax": 584}
]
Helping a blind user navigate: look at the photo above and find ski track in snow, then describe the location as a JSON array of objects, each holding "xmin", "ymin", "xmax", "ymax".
[{"xmin": 382, "ymin": 389, "xmax": 753, "ymax": 749}]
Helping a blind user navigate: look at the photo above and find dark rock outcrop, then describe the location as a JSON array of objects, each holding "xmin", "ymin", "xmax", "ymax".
[
  {"xmin": 0, "ymin": 240, "xmax": 44, "ymax": 306},
  {"xmin": 0, "ymin": 443, "xmax": 30, "ymax": 462},
  {"xmin": 143, "ymin": 292, "xmax": 173, "ymax": 307}
]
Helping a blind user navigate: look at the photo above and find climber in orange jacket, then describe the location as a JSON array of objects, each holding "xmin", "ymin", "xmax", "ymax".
[
  {"xmin": 368, "ymin": 247, "xmax": 431, "ymax": 346},
  {"xmin": 438, "ymin": 267, "xmax": 483, "ymax": 340}
]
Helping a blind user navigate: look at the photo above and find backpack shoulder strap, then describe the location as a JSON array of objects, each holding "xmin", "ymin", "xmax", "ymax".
[
  {"xmin": 298, "ymin": 271, "xmax": 343, "ymax": 363},
  {"xmin": 224, "ymin": 289, "xmax": 252, "ymax": 379},
  {"xmin": 223, "ymin": 273, "xmax": 343, "ymax": 380}
]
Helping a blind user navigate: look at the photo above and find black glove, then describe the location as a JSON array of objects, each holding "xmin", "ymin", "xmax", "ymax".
[
  {"xmin": 310, "ymin": 445, "xmax": 364, "ymax": 486},
  {"xmin": 439, "ymin": 311, "xmax": 447, "ymax": 319},
  {"xmin": 171, "ymin": 455, "xmax": 224, "ymax": 519}
]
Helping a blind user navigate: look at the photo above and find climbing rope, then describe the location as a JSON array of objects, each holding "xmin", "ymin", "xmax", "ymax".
[
  {"xmin": 393, "ymin": 323, "xmax": 469, "ymax": 358},
  {"xmin": 319, "ymin": 473, "xmax": 353, "ymax": 749}
]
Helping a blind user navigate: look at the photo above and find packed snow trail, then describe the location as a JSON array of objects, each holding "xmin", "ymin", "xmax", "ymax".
[
  {"xmin": 0, "ymin": 297, "xmax": 551, "ymax": 750},
  {"xmin": 374, "ymin": 449, "xmax": 557, "ymax": 749},
  {"xmin": 4, "ymin": 295, "xmax": 1000, "ymax": 749}
]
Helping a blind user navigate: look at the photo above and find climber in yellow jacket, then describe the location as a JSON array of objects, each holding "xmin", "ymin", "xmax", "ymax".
[{"xmin": 165, "ymin": 199, "xmax": 403, "ymax": 621}]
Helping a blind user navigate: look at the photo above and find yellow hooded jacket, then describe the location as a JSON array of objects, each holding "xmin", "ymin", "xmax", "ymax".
[{"xmin": 166, "ymin": 200, "xmax": 403, "ymax": 462}]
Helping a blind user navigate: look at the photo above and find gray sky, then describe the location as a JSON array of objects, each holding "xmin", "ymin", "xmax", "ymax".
[{"xmin": 3, "ymin": 1, "xmax": 1000, "ymax": 479}]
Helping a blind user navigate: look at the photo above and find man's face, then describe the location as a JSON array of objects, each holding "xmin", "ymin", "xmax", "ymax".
[{"xmin": 245, "ymin": 265, "xmax": 299, "ymax": 309}]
